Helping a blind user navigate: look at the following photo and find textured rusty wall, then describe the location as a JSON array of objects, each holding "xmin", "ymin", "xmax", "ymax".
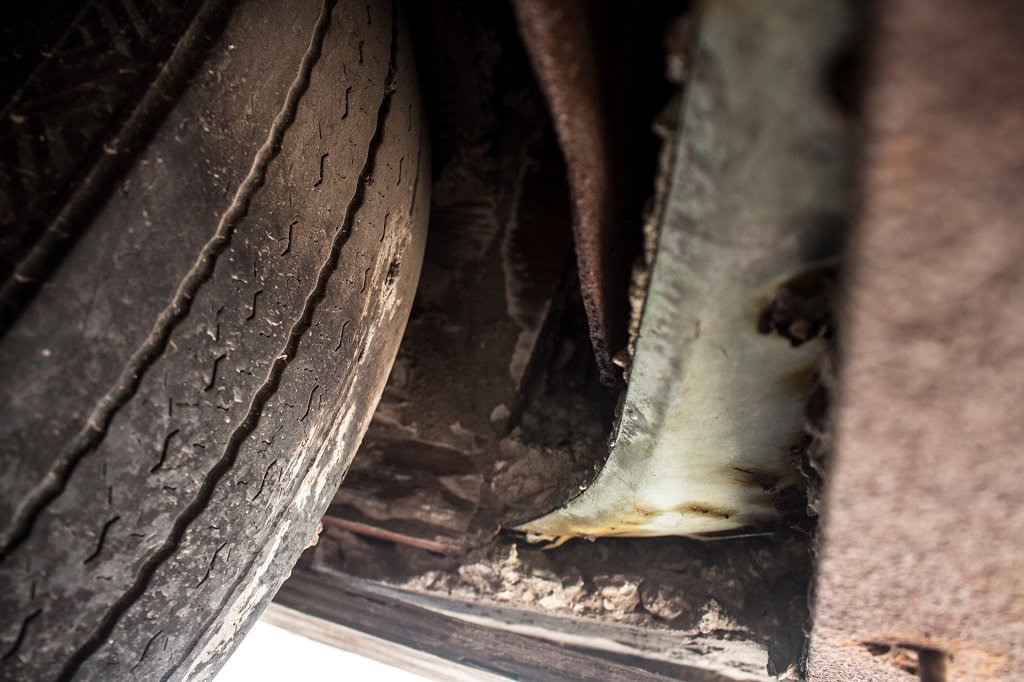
[{"xmin": 808, "ymin": 1, "xmax": 1024, "ymax": 680}]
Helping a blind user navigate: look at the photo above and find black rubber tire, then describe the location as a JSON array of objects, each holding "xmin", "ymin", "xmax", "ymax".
[{"xmin": 0, "ymin": 0, "xmax": 428, "ymax": 679}]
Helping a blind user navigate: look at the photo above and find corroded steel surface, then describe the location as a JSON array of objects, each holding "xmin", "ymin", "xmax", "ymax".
[
  {"xmin": 518, "ymin": 0, "xmax": 851, "ymax": 539},
  {"xmin": 808, "ymin": 0, "xmax": 1024, "ymax": 679},
  {"xmin": 512, "ymin": 0, "xmax": 649, "ymax": 385}
]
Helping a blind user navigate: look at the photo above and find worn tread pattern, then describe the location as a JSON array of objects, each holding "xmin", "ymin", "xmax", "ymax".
[
  {"xmin": 0, "ymin": 0, "xmax": 230, "ymax": 335},
  {"xmin": 58, "ymin": 3, "xmax": 344, "ymax": 676},
  {"xmin": 0, "ymin": 0, "xmax": 329, "ymax": 562},
  {"xmin": 0, "ymin": 0, "xmax": 427, "ymax": 679}
]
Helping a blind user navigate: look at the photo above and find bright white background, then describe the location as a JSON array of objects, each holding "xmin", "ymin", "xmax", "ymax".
[{"xmin": 216, "ymin": 619, "xmax": 431, "ymax": 681}]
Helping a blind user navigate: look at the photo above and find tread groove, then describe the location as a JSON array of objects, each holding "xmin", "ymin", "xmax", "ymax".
[
  {"xmin": 1, "ymin": 608, "xmax": 41, "ymax": 662},
  {"xmin": 55, "ymin": 0, "xmax": 339, "ymax": 671},
  {"xmin": 82, "ymin": 516, "xmax": 120, "ymax": 565},
  {"xmin": 250, "ymin": 459, "xmax": 279, "ymax": 502},
  {"xmin": 51, "ymin": 1, "xmax": 349, "ymax": 677},
  {"xmin": 157, "ymin": 8, "xmax": 401, "ymax": 677},
  {"xmin": 0, "ymin": 0, "xmax": 331, "ymax": 560},
  {"xmin": 196, "ymin": 542, "xmax": 228, "ymax": 587},
  {"xmin": 131, "ymin": 629, "xmax": 164, "ymax": 671}
]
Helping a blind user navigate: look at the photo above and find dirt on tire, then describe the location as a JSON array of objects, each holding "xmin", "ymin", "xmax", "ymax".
[{"xmin": 0, "ymin": 0, "xmax": 428, "ymax": 679}]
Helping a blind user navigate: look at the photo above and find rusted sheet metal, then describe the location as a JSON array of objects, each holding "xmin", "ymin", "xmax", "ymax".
[
  {"xmin": 512, "ymin": 0, "xmax": 639, "ymax": 384},
  {"xmin": 517, "ymin": 0, "xmax": 851, "ymax": 539},
  {"xmin": 808, "ymin": 0, "xmax": 1024, "ymax": 679}
]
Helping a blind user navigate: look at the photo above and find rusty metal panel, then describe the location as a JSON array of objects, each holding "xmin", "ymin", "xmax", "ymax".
[
  {"xmin": 516, "ymin": 0, "xmax": 851, "ymax": 540},
  {"xmin": 808, "ymin": 1, "xmax": 1024, "ymax": 680},
  {"xmin": 512, "ymin": 0, "xmax": 646, "ymax": 384}
]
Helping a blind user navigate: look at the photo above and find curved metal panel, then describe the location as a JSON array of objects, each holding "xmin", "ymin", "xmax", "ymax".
[{"xmin": 518, "ymin": 0, "xmax": 851, "ymax": 539}]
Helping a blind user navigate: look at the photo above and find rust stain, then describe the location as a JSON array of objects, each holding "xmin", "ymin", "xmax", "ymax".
[
  {"xmin": 546, "ymin": 508, "xmax": 664, "ymax": 539},
  {"xmin": 755, "ymin": 265, "xmax": 836, "ymax": 347},
  {"xmin": 731, "ymin": 466, "xmax": 781, "ymax": 492},
  {"xmin": 776, "ymin": 361, "xmax": 818, "ymax": 399},
  {"xmin": 854, "ymin": 634, "xmax": 1012, "ymax": 680},
  {"xmin": 677, "ymin": 502, "xmax": 735, "ymax": 520}
]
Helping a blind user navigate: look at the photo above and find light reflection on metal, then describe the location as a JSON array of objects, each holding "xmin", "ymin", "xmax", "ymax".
[{"xmin": 517, "ymin": 0, "xmax": 851, "ymax": 540}]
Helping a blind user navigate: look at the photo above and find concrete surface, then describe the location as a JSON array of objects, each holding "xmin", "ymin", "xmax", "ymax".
[{"xmin": 808, "ymin": 1, "xmax": 1024, "ymax": 680}]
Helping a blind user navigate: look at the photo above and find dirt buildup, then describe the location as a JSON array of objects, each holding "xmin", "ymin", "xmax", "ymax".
[{"xmin": 306, "ymin": 524, "xmax": 810, "ymax": 677}]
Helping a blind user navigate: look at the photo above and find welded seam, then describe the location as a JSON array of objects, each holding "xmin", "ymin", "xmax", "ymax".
[
  {"xmin": 52, "ymin": 3, "xmax": 340, "ymax": 678},
  {"xmin": 156, "ymin": 12, "xmax": 400, "ymax": 679},
  {"xmin": 0, "ymin": 0, "xmax": 332, "ymax": 562}
]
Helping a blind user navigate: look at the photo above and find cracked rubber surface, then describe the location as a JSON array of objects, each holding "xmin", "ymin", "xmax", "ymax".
[{"xmin": 0, "ymin": 0, "xmax": 428, "ymax": 679}]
